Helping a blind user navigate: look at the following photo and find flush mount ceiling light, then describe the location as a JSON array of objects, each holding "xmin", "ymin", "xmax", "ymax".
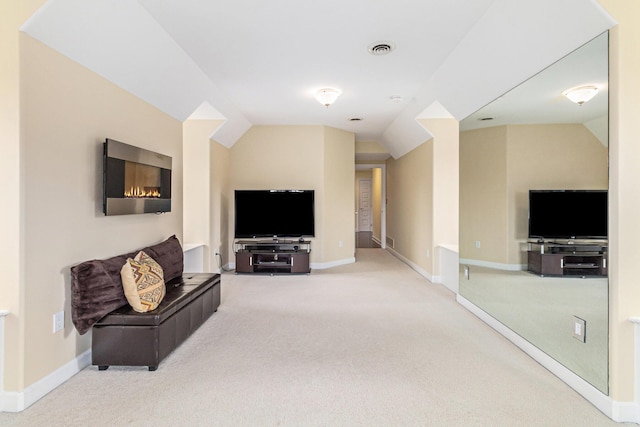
[
  {"xmin": 389, "ymin": 96, "xmax": 403, "ymax": 104},
  {"xmin": 563, "ymin": 85, "xmax": 599, "ymax": 105},
  {"xmin": 315, "ymin": 88, "xmax": 341, "ymax": 108}
]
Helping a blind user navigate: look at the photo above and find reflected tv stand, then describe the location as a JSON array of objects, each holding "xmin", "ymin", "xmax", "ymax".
[{"xmin": 527, "ymin": 241, "xmax": 607, "ymax": 278}]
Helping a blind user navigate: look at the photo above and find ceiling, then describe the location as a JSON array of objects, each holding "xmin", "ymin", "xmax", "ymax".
[
  {"xmin": 461, "ymin": 32, "xmax": 609, "ymax": 136},
  {"xmin": 22, "ymin": 0, "xmax": 615, "ymax": 158}
]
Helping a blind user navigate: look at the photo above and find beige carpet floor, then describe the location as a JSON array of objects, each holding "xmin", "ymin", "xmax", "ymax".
[{"xmin": 0, "ymin": 249, "xmax": 628, "ymax": 426}]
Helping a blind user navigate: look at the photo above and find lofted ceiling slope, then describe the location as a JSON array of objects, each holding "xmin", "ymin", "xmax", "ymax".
[{"xmin": 22, "ymin": 0, "xmax": 615, "ymax": 158}]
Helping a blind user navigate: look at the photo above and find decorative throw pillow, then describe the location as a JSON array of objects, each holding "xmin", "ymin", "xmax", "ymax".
[
  {"xmin": 120, "ymin": 251, "xmax": 166, "ymax": 313},
  {"xmin": 141, "ymin": 235, "xmax": 184, "ymax": 283}
]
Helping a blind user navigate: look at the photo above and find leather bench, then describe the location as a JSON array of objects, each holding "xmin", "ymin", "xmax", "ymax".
[
  {"xmin": 70, "ymin": 236, "xmax": 221, "ymax": 371},
  {"xmin": 92, "ymin": 273, "xmax": 220, "ymax": 371}
]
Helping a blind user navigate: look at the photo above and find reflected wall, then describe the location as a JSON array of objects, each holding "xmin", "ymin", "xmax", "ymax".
[{"xmin": 459, "ymin": 33, "xmax": 609, "ymax": 393}]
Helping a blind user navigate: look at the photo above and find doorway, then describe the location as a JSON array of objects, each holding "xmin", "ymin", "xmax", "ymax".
[{"xmin": 355, "ymin": 164, "xmax": 385, "ymax": 249}]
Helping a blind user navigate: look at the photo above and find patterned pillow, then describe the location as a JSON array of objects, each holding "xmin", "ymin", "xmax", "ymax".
[{"xmin": 120, "ymin": 251, "xmax": 166, "ymax": 313}]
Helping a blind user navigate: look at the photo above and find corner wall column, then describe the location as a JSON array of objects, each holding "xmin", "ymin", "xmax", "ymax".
[
  {"xmin": 419, "ymin": 118, "xmax": 459, "ymax": 282},
  {"xmin": 183, "ymin": 119, "xmax": 225, "ymax": 272}
]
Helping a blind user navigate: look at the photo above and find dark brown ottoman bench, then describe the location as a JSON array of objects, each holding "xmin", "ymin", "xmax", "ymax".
[
  {"xmin": 70, "ymin": 236, "xmax": 221, "ymax": 371},
  {"xmin": 92, "ymin": 273, "xmax": 220, "ymax": 371}
]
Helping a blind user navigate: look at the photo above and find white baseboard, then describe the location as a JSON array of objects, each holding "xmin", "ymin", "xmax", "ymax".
[
  {"xmin": 612, "ymin": 401, "xmax": 640, "ymax": 424},
  {"xmin": 459, "ymin": 258, "xmax": 526, "ymax": 271},
  {"xmin": 0, "ymin": 350, "xmax": 91, "ymax": 412},
  {"xmin": 457, "ymin": 295, "xmax": 639, "ymax": 423},
  {"xmin": 311, "ymin": 257, "xmax": 355, "ymax": 270},
  {"xmin": 386, "ymin": 247, "xmax": 434, "ymax": 283}
]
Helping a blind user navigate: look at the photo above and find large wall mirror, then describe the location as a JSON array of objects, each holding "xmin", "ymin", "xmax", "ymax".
[{"xmin": 459, "ymin": 32, "xmax": 609, "ymax": 394}]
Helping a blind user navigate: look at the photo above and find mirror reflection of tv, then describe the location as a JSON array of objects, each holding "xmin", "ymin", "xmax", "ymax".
[
  {"xmin": 234, "ymin": 190, "xmax": 315, "ymax": 238},
  {"xmin": 528, "ymin": 190, "xmax": 608, "ymax": 240}
]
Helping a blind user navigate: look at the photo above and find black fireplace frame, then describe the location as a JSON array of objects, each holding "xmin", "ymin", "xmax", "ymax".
[{"xmin": 103, "ymin": 139, "xmax": 172, "ymax": 216}]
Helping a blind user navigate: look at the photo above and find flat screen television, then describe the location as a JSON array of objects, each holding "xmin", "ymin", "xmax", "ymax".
[
  {"xmin": 234, "ymin": 190, "xmax": 315, "ymax": 238},
  {"xmin": 528, "ymin": 190, "xmax": 607, "ymax": 240}
]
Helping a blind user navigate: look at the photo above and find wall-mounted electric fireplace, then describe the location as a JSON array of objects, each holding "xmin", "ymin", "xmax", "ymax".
[{"xmin": 103, "ymin": 138, "xmax": 172, "ymax": 216}]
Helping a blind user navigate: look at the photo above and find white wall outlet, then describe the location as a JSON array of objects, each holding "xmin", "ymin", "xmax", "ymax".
[
  {"xmin": 338, "ymin": 240, "xmax": 343, "ymax": 248},
  {"xmin": 573, "ymin": 316, "xmax": 586, "ymax": 343},
  {"xmin": 475, "ymin": 241, "xmax": 481, "ymax": 249},
  {"xmin": 53, "ymin": 311, "xmax": 64, "ymax": 333}
]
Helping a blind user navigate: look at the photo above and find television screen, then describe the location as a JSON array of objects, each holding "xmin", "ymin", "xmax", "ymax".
[
  {"xmin": 234, "ymin": 190, "xmax": 315, "ymax": 238},
  {"xmin": 528, "ymin": 190, "xmax": 607, "ymax": 240}
]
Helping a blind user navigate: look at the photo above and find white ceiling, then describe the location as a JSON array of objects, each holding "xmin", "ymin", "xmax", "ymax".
[{"xmin": 21, "ymin": 0, "xmax": 615, "ymax": 158}]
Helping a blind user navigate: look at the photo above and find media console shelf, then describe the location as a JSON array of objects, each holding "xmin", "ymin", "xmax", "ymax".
[
  {"xmin": 235, "ymin": 240, "xmax": 311, "ymax": 275},
  {"xmin": 527, "ymin": 241, "xmax": 607, "ymax": 277}
]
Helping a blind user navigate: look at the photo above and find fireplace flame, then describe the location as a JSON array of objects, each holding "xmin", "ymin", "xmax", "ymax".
[{"xmin": 124, "ymin": 187, "xmax": 161, "ymax": 198}]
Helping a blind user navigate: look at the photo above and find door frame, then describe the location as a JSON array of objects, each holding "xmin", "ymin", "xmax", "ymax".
[{"xmin": 355, "ymin": 163, "xmax": 386, "ymax": 249}]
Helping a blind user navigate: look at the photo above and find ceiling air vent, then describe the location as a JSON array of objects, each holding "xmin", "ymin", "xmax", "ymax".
[{"xmin": 368, "ymin": 41, "xmax": 395, "ymax": 56}]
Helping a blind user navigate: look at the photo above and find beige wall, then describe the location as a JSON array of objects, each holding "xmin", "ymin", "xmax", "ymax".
[
  {"xmin": 386, "ymin": 141, "xmax": 434, "ymax": 274},
  {"xmin": 423, "ymin": 118, "xmax": 459, "ymax": 276},
  {"xmin": 211, "ymin": 141, "xmax": 231, "ymax": 269},
  {"xmin": 17, "ymin": 34, "xmax": 183, "ymax": 389},
  {"xmin": 387, "ymin": 119, "xmax": 458, "ymax": 278},
  {"xmin": 460, "ymin": 124, "xmax": 607, "ymax": 266},
  {"xmin": 229, "ymin": 125, "xmax": 354, "ymax": 265},
  {"xmin": 1, "ymin": 0, "xmax": 48, "ymax": 394},
  {"xmin": 601, "ymin": 0, "xmax": 640, "ymax": 402},
  {"xmin": 183, "ymin": 120, "xmax": 225, "ymax": 271},
  {"xmin": 355, "ymin": 140, "xmax": 388, "ymax": 156},
  {"xmin": 459, "ymin": 126, "xmax": 508, "ymax": 263},
  {"xmin": 323, "ymin": 126, "xmax": 356, "ymax": 262}
]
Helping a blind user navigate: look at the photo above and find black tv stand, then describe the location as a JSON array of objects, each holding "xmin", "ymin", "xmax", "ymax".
[
  {"xmin": 527, "ymin": 241, "xmax": 607, "ymax": 277},
  {"xmin": 234, "ymin": 239, "xmax": 311, "ymax": 275}
]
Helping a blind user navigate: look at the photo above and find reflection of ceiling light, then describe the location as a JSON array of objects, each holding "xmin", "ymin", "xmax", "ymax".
[
  {"xmin": 315, "ymin": 88, "xmax": 341, "ymax": 108},
  {"xmin": 563, "ymin": 85, "xmax": 599, "ymax": 105}
]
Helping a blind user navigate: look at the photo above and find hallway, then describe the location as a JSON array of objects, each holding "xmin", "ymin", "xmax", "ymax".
[{"xmin": 355, "ymin": 231, "xmax": 381, "ymax": 248}]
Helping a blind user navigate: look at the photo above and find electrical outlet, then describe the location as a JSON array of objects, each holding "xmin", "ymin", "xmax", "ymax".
[
  {"xmin": 573, "ymin": 316, "xmax": 586, "ymax": 342},
  {"xmin": 339, "ymin": 240, "xmax": 343, "ymax": 248},
  {"xmin": 475, "ymin": 241, "xmax": 481, "ymax": 249},
  {"xmin": 53, "ymin": 311, "xmax": 64, "ymax": 333}
]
